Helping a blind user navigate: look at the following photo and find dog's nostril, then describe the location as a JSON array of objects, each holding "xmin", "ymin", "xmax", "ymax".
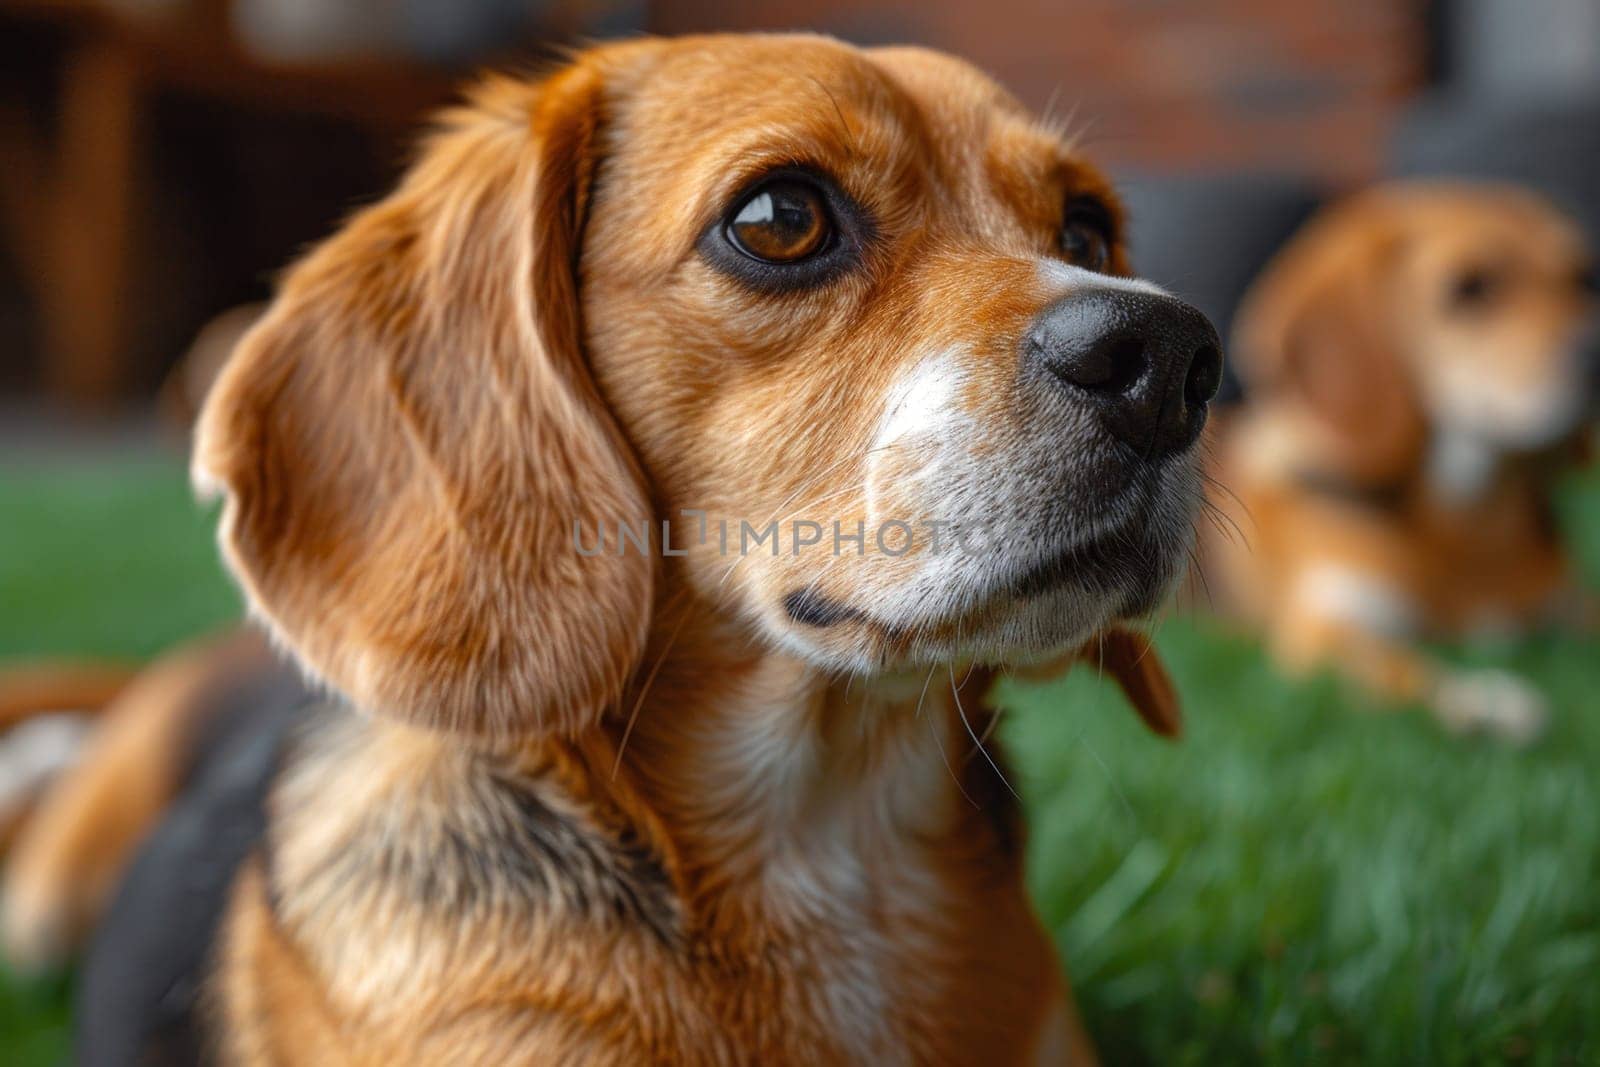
[
  {"xmin": 1099, "ymin": 338, "xmax": 1146, "ymax": 393},
  {"xmin": 1047, "ymin": 335, "xmax": 1144, "ymax": 392},
  {"xmin": 1185, "ymin": 344, "xmax": 1222, "ymax": 407},
  {"xmin": 1065, "ymin": 341, "xmax": 1114, "ymax": 388}
]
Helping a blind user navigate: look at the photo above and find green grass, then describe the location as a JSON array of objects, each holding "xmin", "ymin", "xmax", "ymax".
[
  {"xmin": 1003, "ymin": 625, "xmax": 1599, "ymax": 1065},
  {"xmin": 1, "ymin": 456, "xmax": 1597, "ymax": 1064},
  {"xmin": 0, "ymin": 457, "xmax": 241, "ymax": 660}
]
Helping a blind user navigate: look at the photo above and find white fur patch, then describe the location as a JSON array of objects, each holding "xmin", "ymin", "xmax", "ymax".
[
  {"xmin": 1035, "ymin": 258, "xmax": 1169, "ymax": 299},
  {"xmin": 731, "ymin": 680, "xmax": 957, "ymax": 1066},
  {"xmin": 871, "ymin": 350, "xmax": 969, "ymax": 452},
  {"xmin": 1295, "ymin": 563, "xmax": 1418, "ymax": 637}
]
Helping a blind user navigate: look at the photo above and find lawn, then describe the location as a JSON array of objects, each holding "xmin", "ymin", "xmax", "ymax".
[{"xmin": 1, "ymin": 454, "xmax": 1596, "ymax": 1065}]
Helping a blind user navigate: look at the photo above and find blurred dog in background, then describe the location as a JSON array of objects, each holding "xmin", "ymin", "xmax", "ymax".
[{"xmin": 1208, "ymin": 181, "xmax": 1597, "ymax": 742}]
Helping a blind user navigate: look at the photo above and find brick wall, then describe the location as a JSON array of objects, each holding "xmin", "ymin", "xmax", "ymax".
[{"xmin": 651, "ymin": 0, "xmax": 1428, "ymax": 184}]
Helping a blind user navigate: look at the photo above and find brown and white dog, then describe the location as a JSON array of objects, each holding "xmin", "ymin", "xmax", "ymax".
[
  {"xmin": 1208, "ymin": 181, "xmax": 1597, "ymax": 743},
  {"xmin": 2, "ymin": 35, "xmax": 1222, "ymax": 1064}
]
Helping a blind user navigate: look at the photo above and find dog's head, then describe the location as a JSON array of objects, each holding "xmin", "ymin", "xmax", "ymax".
[
  {"xmin": 1234, "ymin": 181, "xmax": 1598, "ymax": 487},
  {"xmin": 195, "ymin": 36, "xmax": 1218, "ymax": 743}
]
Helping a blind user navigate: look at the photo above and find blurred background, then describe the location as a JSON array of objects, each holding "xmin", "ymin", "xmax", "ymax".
[
  {"xmin": 3, "ymin": 0, "xmax": 1599, "ymax": 412},
  {"xmin": 0, "ymin": 1, "xmax": 1597, "ymax": 1063}
]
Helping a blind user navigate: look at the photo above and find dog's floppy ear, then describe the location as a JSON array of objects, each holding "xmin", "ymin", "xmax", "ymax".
[
  {"xmin": 193, "ymin": 64, "xmax": 652, "ymax": 744},
  {"xmin": 1233, "ymin": 205, "xmax": 1427, "ymax": 486},
  {"xmin": 1092, "ymin": 629, "xmax": 1182, "ymax": 739},
  {"xmin": 1017, "ymin": 629, "xmax": 1183, "ymax": 739}
]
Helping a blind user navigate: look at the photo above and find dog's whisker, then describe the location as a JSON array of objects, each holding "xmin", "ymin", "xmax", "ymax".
[
  {"xmin": 1200, "ymin": 473, "xmax": 1259, "ymax": 537},
  {"xmin": 1187, "ymin": 541, "xmax": 1216, "ymax": 613},
  {"xmin": 970, "ymin": 693, "xmax": 1007, "ymax": 754},
  {"xmin": 923, "ymin": 692, "xmax": 980, "ymax": 809},
  {"xmin": 611, "ymin": 591, "xmax": 693, "ymax": 779},
  {"xmin": 1073, "ymin": 724, "xmax": 1141, "ymax": 827},
  {"xmin": 913, "ymin": 664, "xmax": 938, "ymax": 719},
  {"xmin": 1199, "ymin": 493, "xmax": 1250, "ymax": 551},
  {"xmin": 1038, "ymin": 83, "xmax": 1066, "ymax": 136},
  {"xmin": 950, "ymin": 664, "xmax": 1017, "ymax": 800},
  {"xmin": 1198, "ymin": 503, "xmax": 1233, "ymax": 546},
  {"xmin": 807, "ymin": 75, "xmax": 859, "ymax": 155}
]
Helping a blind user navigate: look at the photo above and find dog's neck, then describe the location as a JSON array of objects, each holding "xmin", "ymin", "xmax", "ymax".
[
  {"xmin": 261, "ymin": 577, "xmax": 1051, "ymax": 1060},
  {"xmin": 269, "ymin": 576, "xmax": 1022, "ymax": 996},
  {"xmin": 589, "ymin": 584, "xmax": 1016, "ymax": 923}
]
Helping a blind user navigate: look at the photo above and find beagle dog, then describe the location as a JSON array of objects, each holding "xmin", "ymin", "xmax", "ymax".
[
  {"xmin": 2, "ymin": 35, "xmax": 1222, "ymax": 1064},
  {"xmin": 1208, "ymin": 181, "xmax": 1597, "ymax": 742}
]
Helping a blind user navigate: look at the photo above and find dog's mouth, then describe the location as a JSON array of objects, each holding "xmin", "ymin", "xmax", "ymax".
[
  {"xmin": 1001, "ymin": 522, "xmax": 1178, "ymax": 612},
  {"xmin": 978, "ymin": 469, "xmax": 1194, "ymax": 611},
  {"xmin": 763, "ymin": 434, "xmax": 1206, "ymax": 674},
  {"xmin": 780, "ymin": 495, "xmax": 1190, "ymax": 642},
  {"xmin": 782, "ymin": 586, "xmax": 868, "ymax": 628}
]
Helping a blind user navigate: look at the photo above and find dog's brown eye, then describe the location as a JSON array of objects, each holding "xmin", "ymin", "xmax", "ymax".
[
  {"xmin": 1061, "ymin": 198, "xmax": 1113, "ymax": 272},
  {"xmin": 1449, "ymin": 267, "xmax": 1500, "ymax": 309},
  {"xmin": 728, "ymin": 181, "xmax": 829, "ymax": 263}
]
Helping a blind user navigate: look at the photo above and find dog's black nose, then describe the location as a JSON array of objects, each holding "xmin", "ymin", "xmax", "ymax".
[{"xmin": 1025, "ymin": 288, "xmax": 1223, "ymax": 458}]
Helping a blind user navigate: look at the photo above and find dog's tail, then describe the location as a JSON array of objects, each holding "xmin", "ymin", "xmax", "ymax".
[{"xmin": 0, "ymin": 629, "xmax": 274, "ymax": 972}]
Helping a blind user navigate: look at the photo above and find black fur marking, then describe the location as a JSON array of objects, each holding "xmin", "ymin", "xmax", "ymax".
[
  {"xmin": 480, "ymin": 769, "xmax": 681, "ymax": 945},
  {"xmin": 264, "ymin": 738, "xmax": 682, "ymax": 950},
  {"xmin": 783, "ymin": 588, "xmax": 864, "ymax": 627}
]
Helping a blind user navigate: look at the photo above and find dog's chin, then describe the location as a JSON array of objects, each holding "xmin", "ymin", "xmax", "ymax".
[
  {"xmin": 911, "ymin": 520, "xmax": 1191, "ymax": 665},
  {"xmin": 770, "ymin": 506, "xmax": 1194, "ymax": 675}
]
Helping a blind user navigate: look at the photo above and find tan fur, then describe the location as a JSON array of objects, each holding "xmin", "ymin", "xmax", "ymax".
[
  {"xmin": 1210, "ymin": 182, "xmax": 1596, "ymax": 740},
  {"xmin": 10, "ymin": 35, "xmax": 1212, "ymax": 1064}
]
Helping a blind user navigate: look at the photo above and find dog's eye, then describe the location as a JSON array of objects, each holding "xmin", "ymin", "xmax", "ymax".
[
  {"xmin": 727, "ymin": 180, "xmax": 830, "ymax": 264},
  {"xmin": 1448, "ymin": 267, "xmax": 1500, "ymax": 309},
  {"xmin": 702, "ymin": 170, "xmax": 863, "ymax": 291},
  {"xmin": 1060, "ymin": 197, "xmax": 1113, "ymax": 272}
]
